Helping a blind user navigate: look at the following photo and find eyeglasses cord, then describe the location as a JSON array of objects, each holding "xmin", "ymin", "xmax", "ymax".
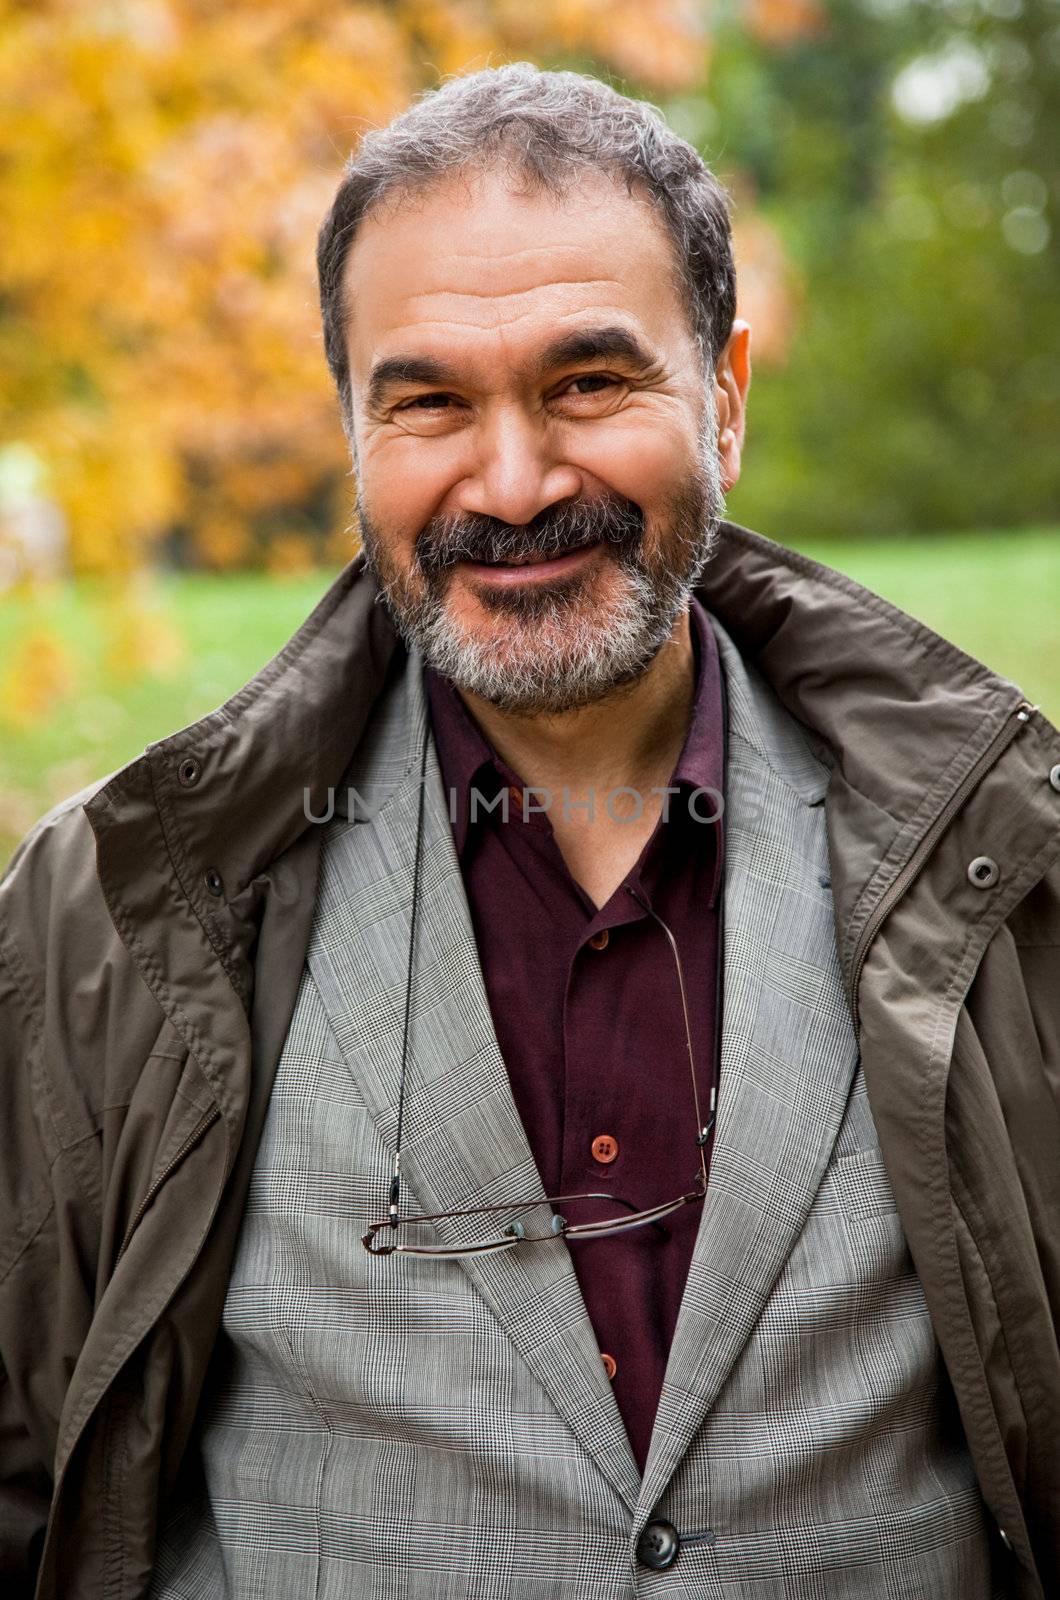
[{"xmin": 389, "ymin": 716, "xmax": 432, "ymax": 1228}]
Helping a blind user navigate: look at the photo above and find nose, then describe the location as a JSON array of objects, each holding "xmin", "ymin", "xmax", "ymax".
[{"xmin": 456, "ymin": 405, "xmax": 583, "ymax": 526}]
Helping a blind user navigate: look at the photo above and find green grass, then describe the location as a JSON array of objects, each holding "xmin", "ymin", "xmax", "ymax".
[
  {"xmin": 2, "ymin": 528, "xmax": 1058, "ymax": 872},
  {"xmin": 796, "ymin": 528, "xmax": 1060, "ymax": 721},
  {"xmin": 0, "ymin": 570, "xmax": 333, "ymax": 868}
]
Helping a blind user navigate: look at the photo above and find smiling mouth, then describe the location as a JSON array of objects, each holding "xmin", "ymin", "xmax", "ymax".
[
  {"xmin": 489, "ymin": 550, "xmax": 565, "ymax": 567},
  {"xmin": 460, "ymin": 540, "xmax": 604, "ymax": 581}
]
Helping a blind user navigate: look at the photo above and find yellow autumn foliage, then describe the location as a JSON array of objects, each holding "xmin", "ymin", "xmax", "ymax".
[
  {"xmin": 0, "ymin": 0, "xmax": 803, "ymax": 583},
  {"xmin": 100, "ymin": 585, "xmax": 187, "ymax": 682},
  {"xmin": 0, "ymin": 627, "xmax": 77, "ymax": 730}
]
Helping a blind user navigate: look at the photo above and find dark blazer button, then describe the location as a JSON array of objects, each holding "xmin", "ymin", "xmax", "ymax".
[{"xmin": 636, "ymin": 1519, "xmax": 679, "ymax": 1570}]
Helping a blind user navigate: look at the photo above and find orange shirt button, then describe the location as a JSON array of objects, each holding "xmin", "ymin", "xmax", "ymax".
[
  {"xmin": 601, "ymin": 1352, "xmax": 617, "ymax": 1381},
  {"xmin": 588, "ymin": 929, "xmax": 610, "ymax": 950},
  {"xmin": 591, "ymin": 1133, "xmax": 618, "ymax": 1164}
]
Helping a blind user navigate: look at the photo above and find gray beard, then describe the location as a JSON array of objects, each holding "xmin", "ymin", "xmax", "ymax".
[{"xmin": 357, "ymin": 418, "xmax": 725, "ymax": 716}]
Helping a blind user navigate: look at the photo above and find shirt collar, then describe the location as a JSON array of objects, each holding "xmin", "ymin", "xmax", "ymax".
[
  {"xmin": 673, "ymin": 595, "xmax": 726, "ymax": 905},
  {"xmin": 673, "ymin": 595, "xmax": 725, "ymax": 796},
  {"xmin": 423, "ymin": 668, "xmax": 501, "ymax": 857}
]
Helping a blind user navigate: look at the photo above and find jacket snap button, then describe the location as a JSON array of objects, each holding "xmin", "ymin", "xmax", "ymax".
[
  {"xmin": 178, "ymin": 756, "xmax": 201, "ymax": 787},
  {"xmin": 636, "ymin": 1518, "xmax": 679, "ymax": 1570},
  {"xmin": 967, "ymin": 856, "xmax": 1000, "ymax": 889},
  {"xmin": 1049, "ymin": 763, "xmax": 1060, "ymax": 793},
  {"xmin": 997, "ymin": 1525, "xmax": 1013, "ymax": 1552},
  {"xmin": 203, "ymin": 868, "xmax": 224, "ymax": 898}
]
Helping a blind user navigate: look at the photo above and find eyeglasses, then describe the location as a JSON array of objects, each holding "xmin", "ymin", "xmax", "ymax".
[{"xmin": 362, "ymin": 722, "xmax": 720, "ymax": 1262}]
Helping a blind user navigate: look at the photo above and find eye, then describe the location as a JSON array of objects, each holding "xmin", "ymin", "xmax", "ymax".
[
  {"xmin": 552, "ymin": 372, "xmax": 628, "ymax": 409},
  {"xmin": 564, "ymin": 373, "xmax": 620, "ymax": 396},
  {"xmin": 401, "ymin": 392, "xmax": 454, "ymax": 410}
]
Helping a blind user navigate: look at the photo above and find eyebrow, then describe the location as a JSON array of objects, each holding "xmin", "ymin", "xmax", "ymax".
[
  {"xmin": 365, "ymin": 324, "xmax": 656, "ymax": 411},
  {"xmin": 532, "ymin": 325, "xmax": 656, "ymax": 377},
  {"xmin": 366, "ymin": 356, "xmax": 460, "ymax": 411}
]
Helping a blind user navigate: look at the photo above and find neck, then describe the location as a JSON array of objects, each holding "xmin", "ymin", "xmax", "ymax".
[{"xmin": 458, "ymin": 608, "xmax": 696, "ymax": 802}]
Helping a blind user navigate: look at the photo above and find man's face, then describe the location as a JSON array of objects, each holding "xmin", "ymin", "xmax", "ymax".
[{"xmin": 342, "ymin": 166, "xmax": 747, "ymax": 714}]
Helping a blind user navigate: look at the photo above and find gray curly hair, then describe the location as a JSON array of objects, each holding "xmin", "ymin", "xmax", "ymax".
[{"xmin": 317, "ymin": 62, "xmax": 737, "ymax": 434}]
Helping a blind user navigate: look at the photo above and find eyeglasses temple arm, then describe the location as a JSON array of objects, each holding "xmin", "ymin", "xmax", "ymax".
[{"xmin": 625, "ymin": 887, "xmax": 712, "ymax": 1191}]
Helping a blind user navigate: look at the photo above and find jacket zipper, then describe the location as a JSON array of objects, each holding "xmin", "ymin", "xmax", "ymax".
[
  {"xmin": 116, "ymin": 1104, "xmax": 222, "ymax": 1266},
  {"xmin": 849, "ymin": 698, "xmax": 1034, "ymax": 1036}
]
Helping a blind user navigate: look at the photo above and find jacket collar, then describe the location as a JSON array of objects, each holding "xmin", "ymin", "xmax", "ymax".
[{"xmin": 85, "ymin": 521, "xmax": 1050, "ymax": 1019}]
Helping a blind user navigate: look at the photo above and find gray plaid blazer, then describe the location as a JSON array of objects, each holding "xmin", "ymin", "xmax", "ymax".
[{"xmin": 150, "ymin": 616, "xmax": 998, "ymax": 1598}]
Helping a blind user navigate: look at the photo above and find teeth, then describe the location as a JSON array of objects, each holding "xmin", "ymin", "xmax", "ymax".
[{"xmin": 498, "ymin": 545, "xmax": 578, "ymax": 567}]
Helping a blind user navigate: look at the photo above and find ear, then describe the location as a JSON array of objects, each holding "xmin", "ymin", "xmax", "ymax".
[{"xmin": 714, "ymin": 320, "xmax": 752, "ymax": 493}]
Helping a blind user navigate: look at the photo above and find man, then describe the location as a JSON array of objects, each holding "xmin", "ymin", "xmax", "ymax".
[{"xmin": 1, "ymin": 62, "xmax": 1058, "ymax": 1600}]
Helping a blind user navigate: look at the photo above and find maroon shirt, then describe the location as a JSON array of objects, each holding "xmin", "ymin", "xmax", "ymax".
[{"xmin": 424, "ymin": 598, "xmax": 725, "ymax": 1472}]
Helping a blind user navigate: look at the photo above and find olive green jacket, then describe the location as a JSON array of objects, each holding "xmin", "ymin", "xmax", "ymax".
[{"xmin": 1, "ymin": 522, "xmax": 1058, "ymax": 1597}]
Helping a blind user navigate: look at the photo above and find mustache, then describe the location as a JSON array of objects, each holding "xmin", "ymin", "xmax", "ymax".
[{"xmin": 414, "ymin": 494, "xmax": 644, "ymax": 581}]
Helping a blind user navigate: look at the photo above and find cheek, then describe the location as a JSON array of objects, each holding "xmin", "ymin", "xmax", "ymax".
[
  {"xmin": 569, "ymin": 412, "xmax": 701, "ymax": 515},
  {"xmin": 358, "ymin": 437, "xmax": 454, "ymax": 567}
]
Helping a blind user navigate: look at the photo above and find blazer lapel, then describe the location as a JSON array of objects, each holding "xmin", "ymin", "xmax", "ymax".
[
  {"xmin": 305, "ymin": 650, "xmax": 642, "ymax": 1514},
  {"xmin": 637, "ymin": 618, "xmax": 861, "ymax": 1519}
]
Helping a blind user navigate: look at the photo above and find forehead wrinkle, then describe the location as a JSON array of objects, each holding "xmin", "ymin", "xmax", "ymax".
[
  {"xmin": 432, "ymin": 238, "xmax": 611, "ymax": 263},
  {"xmin": 401, "ymin": 275, "xmax": 628, "ymax": 308},
  {"xmin": 345, "ymin": 266, "xmax": 626, "ymax": 341}
]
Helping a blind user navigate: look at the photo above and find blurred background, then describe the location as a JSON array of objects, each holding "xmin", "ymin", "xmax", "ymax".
[{"xmin": 1, "ymin": 0, "xmax": 1057, "ymax": 868}]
